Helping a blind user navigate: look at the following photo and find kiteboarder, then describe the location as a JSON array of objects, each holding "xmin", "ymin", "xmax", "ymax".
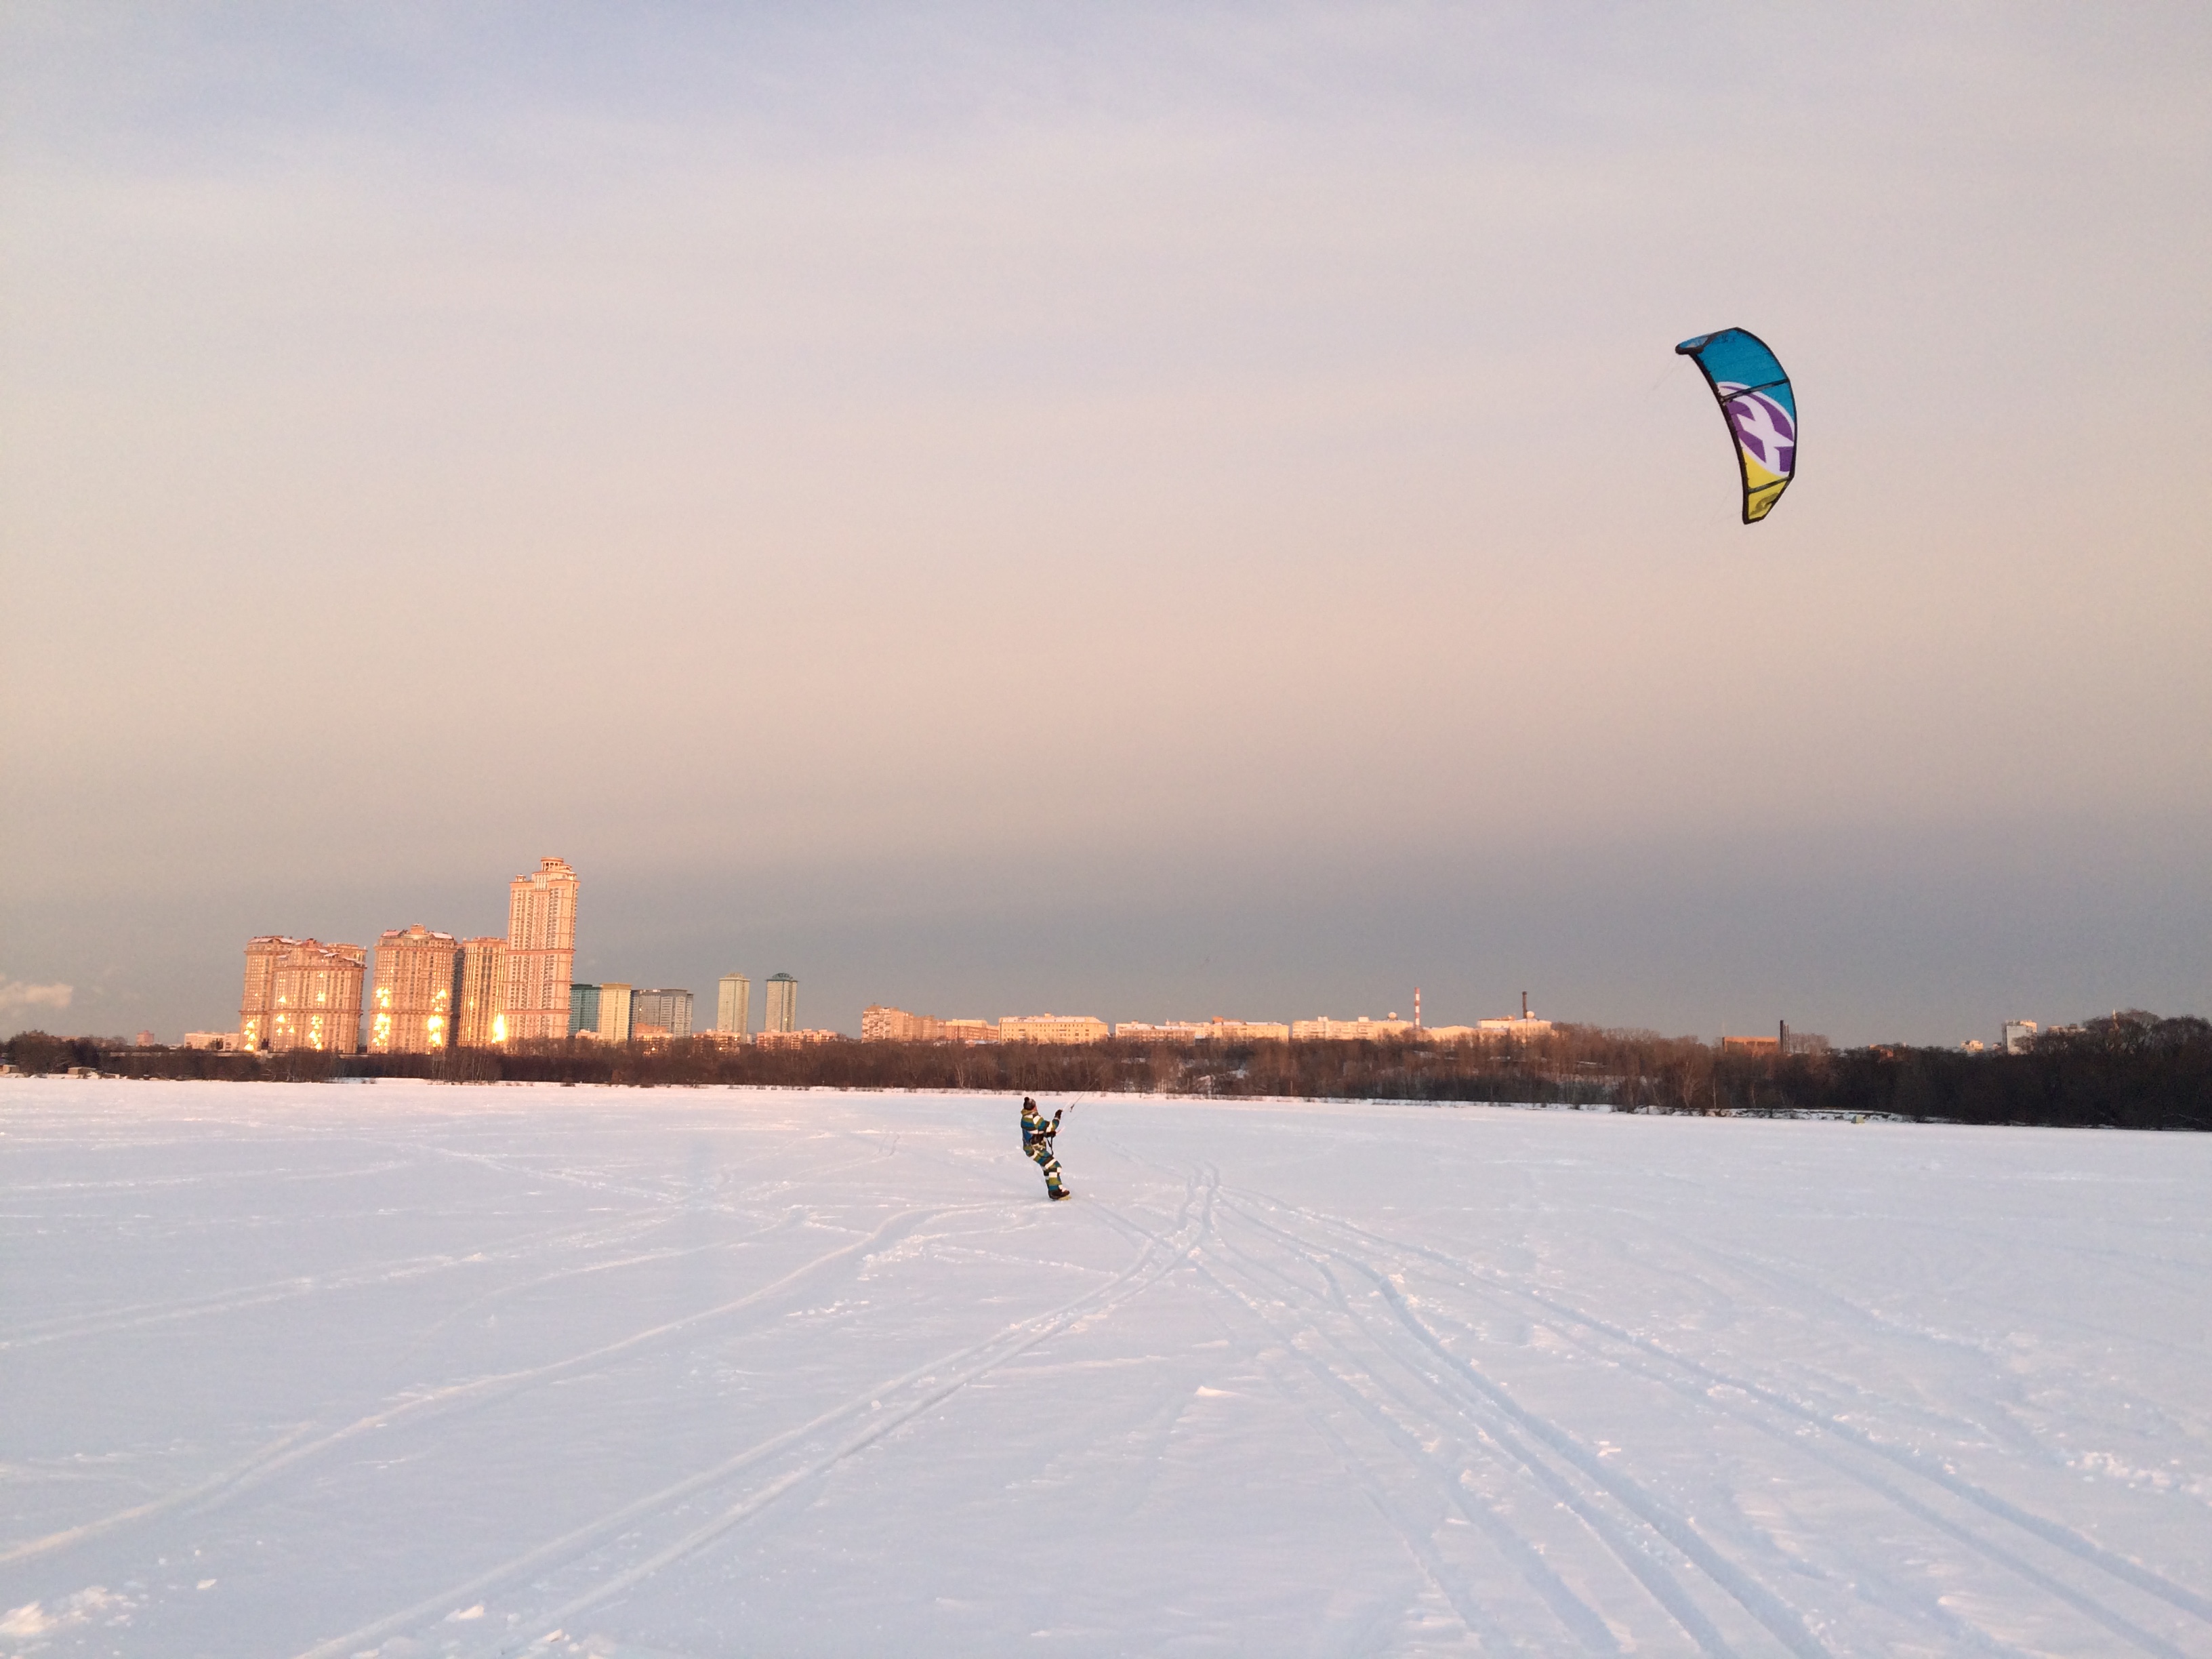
[{"xmin": 1020, "ymin": 1097, "xmax": 1069, "ymax": 1201}]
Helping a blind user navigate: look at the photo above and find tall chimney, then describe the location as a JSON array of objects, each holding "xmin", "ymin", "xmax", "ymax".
[
  {"xmin": 1414, "ymin": 987, "xmax": 1421, "ymax": 1029},
  {"xmin": 1521, "ymin": 990, "xmax": 1529, "ymax": 1021}
]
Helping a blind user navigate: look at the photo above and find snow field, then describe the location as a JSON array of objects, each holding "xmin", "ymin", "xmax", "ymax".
[{"xmin": 1, "ymin": 1080, "xmax": 2208, "ymax": 1657}]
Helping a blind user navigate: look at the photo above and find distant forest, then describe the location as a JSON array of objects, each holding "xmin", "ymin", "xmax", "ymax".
[{"xmin": 7, "ymin": 1012, "xmax": 2209, "ymax": 1131}]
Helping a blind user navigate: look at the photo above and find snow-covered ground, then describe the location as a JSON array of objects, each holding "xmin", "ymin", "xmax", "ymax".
[{"xmin": 2, "ymin": 1082, "xmax": 2208, "ymax": 1658}]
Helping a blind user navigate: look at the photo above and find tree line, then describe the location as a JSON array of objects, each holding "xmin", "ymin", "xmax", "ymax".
[{"xmin": 7, "ymin": 1011, "xmax": 2207, "ymax": 1129}]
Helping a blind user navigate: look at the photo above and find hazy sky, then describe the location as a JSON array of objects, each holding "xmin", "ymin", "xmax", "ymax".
[{"xmin": 4, "ymin": 4, "xmax": 2208, "ymax": 1045}]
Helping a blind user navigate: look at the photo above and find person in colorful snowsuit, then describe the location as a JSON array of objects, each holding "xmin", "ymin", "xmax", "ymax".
[{"xmin": 1020, "ymin": 1097, "xmax": 1069, "ymax": 1200}]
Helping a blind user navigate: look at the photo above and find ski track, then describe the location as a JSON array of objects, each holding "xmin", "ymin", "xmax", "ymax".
[
  {"xmin": 1188, "ymin": 1174, "xmax": 1758, "ymax": 1657},
  {"xmin": 1, "ymin": 1201, "xmax": 1005, "ymax": 1581},
  {"xmin": 1, "ymin": 1082, "xmax": 2207, "ymax": 1657},
  {"xmin": 1212, "ymin": 1182, "xmax": 2212, "ymax": 1655},
  {"xmin": 1160, "ymin": 1186, "xmax": 1618, "ymax": 1654},
  {"xmin": 430, "ymin": 1171, "xmax": 1217, "ymax": 1659},
  {"xmin": 0, "ymin": 1211, "xmax": 680, "ymax": 1353},
  {"xmin": 1250, "ymin": 1189, "xmax": 2212, "ymax": 1618}
]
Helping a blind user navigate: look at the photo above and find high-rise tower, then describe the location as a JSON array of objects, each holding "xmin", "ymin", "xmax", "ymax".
[
  {"xmin": 717, "ymin": 974, "xmax": 752, "ymax": 1036},
  {"xmin": 632, "ymin": 988, "xmax": 693, "ymax": 1037},
  {"xmin": 504, "ymin": 857, "xmax": 578, "ymax": 1044},
  {"xmin": 764, "ymin": 972, "xmax": 798, "ymax": 1033},
  {"xmin": 455, "ymin": 938, "xmax": 509, "ymax": 1047},
  {"xmin": 367, "ymin": 925, "xmax": 462, "ymax": 1054},
  {"xmin": 239, "ymin": 936, "xmax": 367, "ymax": 1054}
]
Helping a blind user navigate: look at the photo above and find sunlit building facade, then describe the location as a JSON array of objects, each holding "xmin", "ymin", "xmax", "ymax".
[
  {"xmin": 717, "ymin": 974, "xmax": 751, "ymax": 1037},
  {"xmin": 367, "ymin": 925, "xmax": 462, "ymax": 1054},
  {"xmin": 239, "ymin": 936, "xmax": 366, "ymax": 1054},
  {"xmin": 863, "ymin": 1005, "xmax": 929, "ymax": 1041},
  {"xmin": 455, "ymin": 938, "xmax": 508, "ymax": 1047},
  {"xmin": 1477, "ymin": 1017, "xmax": 1554, "ymax": 1039},
  {"xmin": 998, "ymin": 1014, "xmax": 1110, "ymax": 1045},
  {"xmin": 1290, "ymin": 1016, "xmax": 1416, "ymax": 1042},
  {"xmin": 504, "ymin": 857, "xmax": 577, "ymax": 1042},
  {"xmin": 596, "ymin": 983, "xmax": 633, "ymax": 1042},
  {"xmin": 861, "ymin": 1006, "xmax": 998, "ymax": 1043},
  {"xmin": 1116, "ymin": 1019, "xmax": 1291, "ymax": 1043},
  {"xmin": 755, "ymin": 1028, "xmax": 842, "ymax": 1049},
  {"xmin": 764, "ymin": 973, "xmax": 798, "ymax": 1033}
]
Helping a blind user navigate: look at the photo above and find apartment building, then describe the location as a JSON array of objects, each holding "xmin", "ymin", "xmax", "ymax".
[
  {"xmin": 998, "ymin": 1014, "xmax": 1110, "ymax": 1045},
  {"xmin": 717, "ymin": 975, "xmax": 751, "ymax": 1037},
  {"xmin": 1117, "ymin": 1019, "xmax": 1290, "ymax": 1042},
  {"xmin": 1290, "ymin": 1016, "xmax": 1416, "ymax": 1042},
  {"xmin": 504, "ymin": 857, "xmax": 578, "ymax": 1042},
  {"xmin": 632, "ymin": 987, "xmax": 693, "ymax": 1038},
  {"xmin": 239, "ymin": 936, "xmax": 366, "ymax": 1054},
  {"xmin": 367, "ymin": 924, "xmax": 461, "ymax": 1054},
  {"xmin": 455, "ymin": 937, "xmax": 508, "ymax": 1046},
  {"xmin": 763, "ymin": 974, "xmax": 798, "ymax": 1034},
  {"xmin": 861, "ymin": 1006, "xmax": 998, "ymax": 1043}
]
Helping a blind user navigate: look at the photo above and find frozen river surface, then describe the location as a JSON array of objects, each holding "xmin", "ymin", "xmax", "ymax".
[{"xmin": 2, "ymin": 1080, "xmax": 2209, "ymax": 1658}]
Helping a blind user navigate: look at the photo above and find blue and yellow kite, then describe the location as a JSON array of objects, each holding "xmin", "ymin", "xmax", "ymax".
[{"xmin": 1675, "ymin": 328, "xmax": 1796, "ymax": 523}]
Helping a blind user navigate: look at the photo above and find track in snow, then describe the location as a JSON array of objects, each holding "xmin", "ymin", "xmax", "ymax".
[{"xmin": 1, "ymin": 1080, "xmax": 2207, "ymax": 1657}]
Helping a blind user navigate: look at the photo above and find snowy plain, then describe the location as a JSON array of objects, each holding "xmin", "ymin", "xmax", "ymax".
[{"xmin": 1, "ymin": 1080, "xmax": 2208, "ymax": 1659}]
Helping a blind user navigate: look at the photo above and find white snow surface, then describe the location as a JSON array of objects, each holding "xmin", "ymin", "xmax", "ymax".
[{"xmin": 3, "ymin": 1082, "xmax": 2209, "ymax": 1658}]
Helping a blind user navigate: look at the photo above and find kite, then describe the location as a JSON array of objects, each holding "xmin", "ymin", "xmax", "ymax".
[{"xmin": 1675, "ymin": 328, "xmax": 1796, "ymax": 523}]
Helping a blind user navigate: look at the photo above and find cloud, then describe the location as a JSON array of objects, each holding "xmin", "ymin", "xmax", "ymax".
[{"xmin": 0, "ymin": 979, "xmax": 75, "ymax": 1015}]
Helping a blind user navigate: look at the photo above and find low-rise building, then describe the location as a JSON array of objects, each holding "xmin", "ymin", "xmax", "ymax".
[
  {"xmin": 756, "ymin": 1027, "xmax": 842, "ymax": 1049},
  {"xmin": 1290, "ymin": 1016, "xmax": 1415, "ymax": 1042},
  {"xmin": 1000, "ymin": 1014, "xmax": 1110, "ymax": 1045},
  {"xmin": 1117, "ymin": 1019, "xmax": 1290, "ymax": 1043},
  {"xmin": 863, "ymin": 1005, "xmax": 930, "ymax": 1042},
  {"xmin": 1477, "ymin": 1017, "xmax": 1554, "ymax": 1039},
  {"xmin": 863, "ymin": 1006, "xmax": 999, "ymax": 1042},
  {"xmin": 1115, "ymin": 1021, "xmax": 1210, "ymax": 1043}
]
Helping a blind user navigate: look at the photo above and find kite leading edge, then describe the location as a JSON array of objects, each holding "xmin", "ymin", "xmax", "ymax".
[{"xmin": 1675, "ymin": 328, "xmax": 1795, "ymax": 523}]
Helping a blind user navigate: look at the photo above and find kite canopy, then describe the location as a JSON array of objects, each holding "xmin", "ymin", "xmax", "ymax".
[{"xmin": 1675, "ymin": 328, "xmax": 1796, "ymax": 523}]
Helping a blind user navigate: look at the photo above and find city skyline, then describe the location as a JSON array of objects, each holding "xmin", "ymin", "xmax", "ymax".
[
  {"xmin": 24, "ymin": 830, "xmax": 2165, "ymax": 1051},
  {"xmin": 3, "ymin": 8, "xmax": 2207, "ymax": 1046},
  {"xmin": 30, "ymin": 836, "xmax": 2176, "ymax": 1044}
]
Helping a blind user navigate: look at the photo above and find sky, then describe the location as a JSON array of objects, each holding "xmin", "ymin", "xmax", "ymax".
[{"xmin": 3, "ymin": 3, "xmax": 2209, "ymax": 1046}]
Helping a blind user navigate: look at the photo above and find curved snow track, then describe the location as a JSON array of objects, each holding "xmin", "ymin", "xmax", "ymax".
[{"xmin": 1, "ymin": 1080, "xmax": 2206, "ymax": 1656}]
